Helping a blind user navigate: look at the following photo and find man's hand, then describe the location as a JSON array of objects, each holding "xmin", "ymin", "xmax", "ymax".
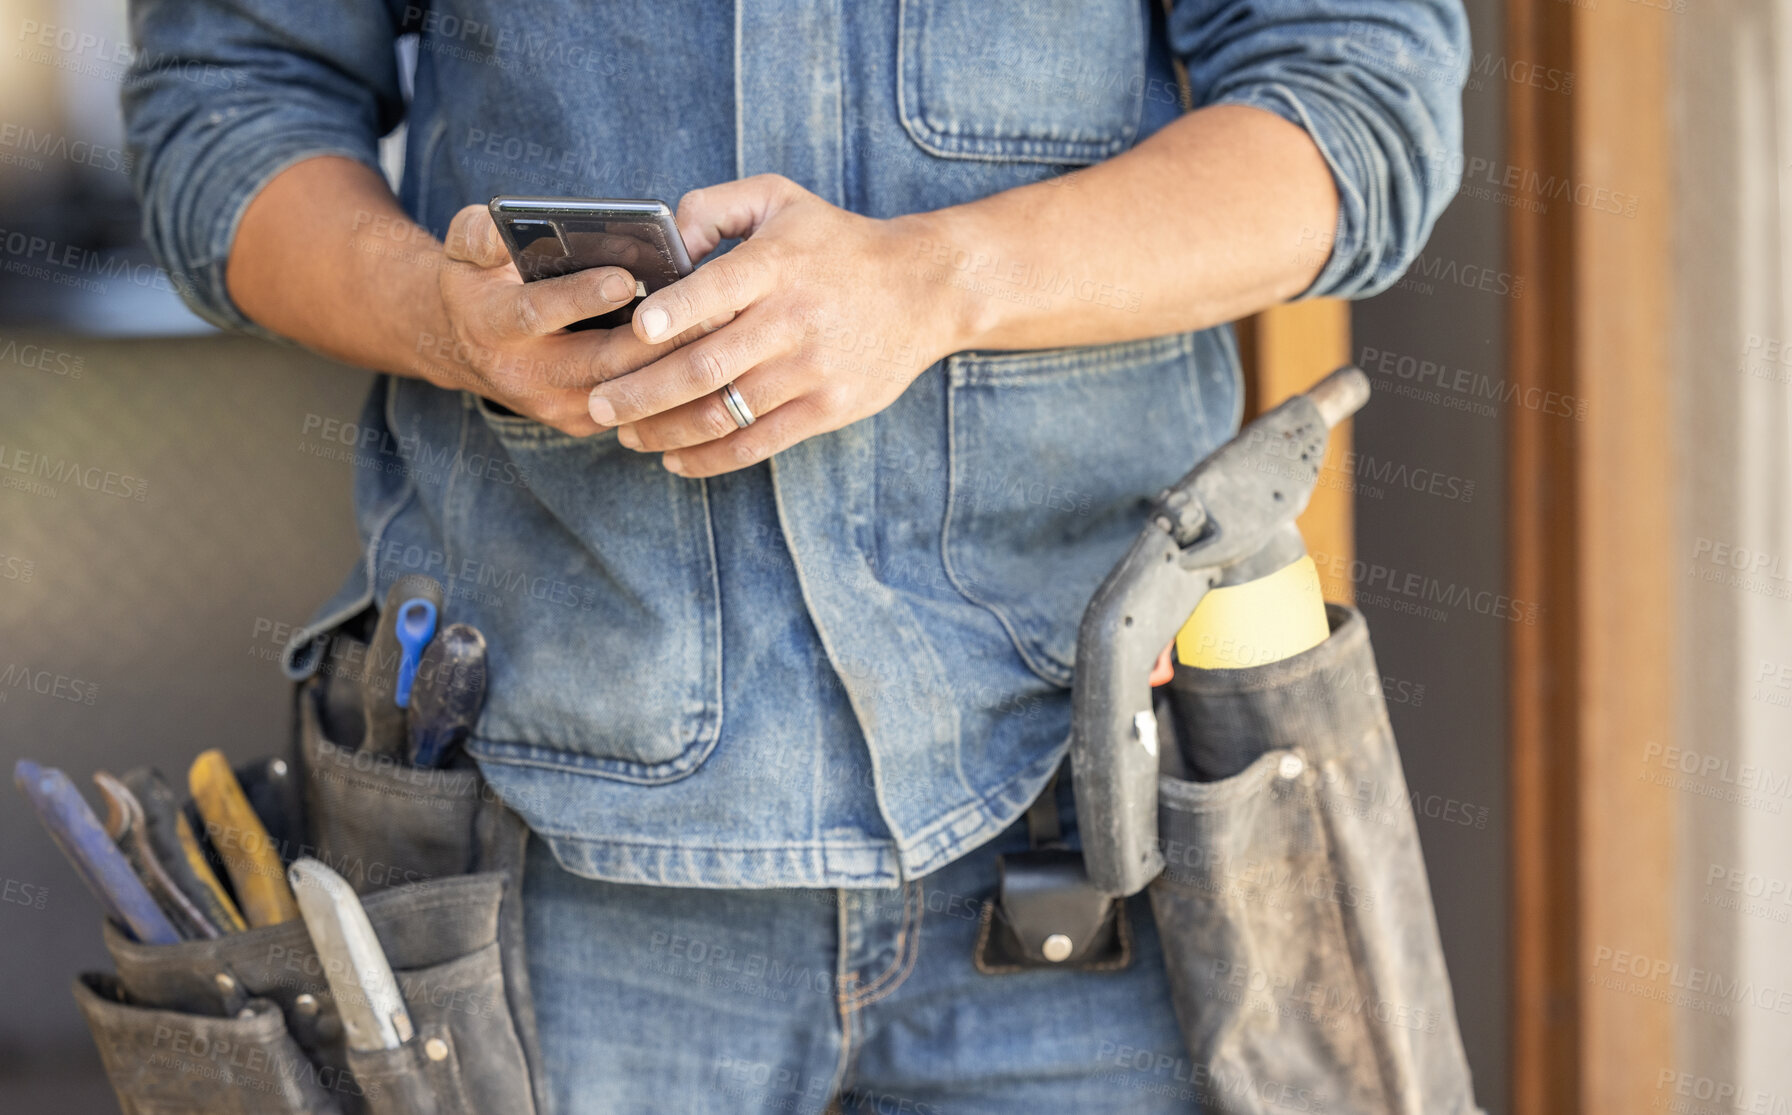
[
  {"xmin": 433, "ymin": 205, "xmax": 710, "ymax": 436},
  {"xmin": 587, "ymin": 175, "xmax": 961, "ymax": 477}
]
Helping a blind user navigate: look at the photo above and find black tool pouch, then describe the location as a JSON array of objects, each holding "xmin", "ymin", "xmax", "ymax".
[
  {"xmin": 71, "ymin": 669, "xmax": 546, "ymax": 1115},
  {"xmin": 974, "ymin": 773, "xmax": 1132, "ymax": 973},
  {"xmin": 299, "ymin": 665, "xmax": 546, "ymax": 1100},
  {"xmin": 74, "ymin": 973, "xmax": 350, "ymax": 1114},
  {"xmin": 1147, "ymin": 604, "xmax": 1479, "ymax": 1115}
]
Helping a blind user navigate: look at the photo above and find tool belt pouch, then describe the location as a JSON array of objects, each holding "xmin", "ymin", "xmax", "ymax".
[
  {"xmin": 1149, "ymin": 604, "xmax": 1479, "ymax": 1115},
  {"xmin": 974, "ymin": 848, "xmax": 1130, "ymax": 972},
  {"xmin": 74, "ymin": 972, "xmax": 350, "ymax": 1114},
  {"xmin": 974, "ymin": 771, "xmax": 1132, "ymax": 973},
  {"xmin": 70, "ymin": 671, "xmax": 545, "ymax": 1115}
]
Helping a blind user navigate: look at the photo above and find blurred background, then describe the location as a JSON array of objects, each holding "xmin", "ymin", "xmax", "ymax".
[{"xmin": 1, "ymin": 0, "xmax": 1785, "ymax": 1112}]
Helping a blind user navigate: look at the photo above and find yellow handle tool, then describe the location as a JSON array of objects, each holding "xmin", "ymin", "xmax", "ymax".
[{"xmin": 187, "ymin": 750, "xmax": 298, "ymax": 927}]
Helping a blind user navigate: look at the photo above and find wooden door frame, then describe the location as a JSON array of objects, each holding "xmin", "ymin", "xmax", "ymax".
[{"xmin": 1505, "ymin": 0, "xmax": 1676, "ymax": 1111}]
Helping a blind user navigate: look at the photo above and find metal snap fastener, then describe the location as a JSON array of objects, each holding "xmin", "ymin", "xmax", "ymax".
[
  {"xmin": 1277, "ymin": 754, "xmax": 1305, "ymax": 780},
  {"xmin": 294, "ymin": 994, "xmax": 318, "ymax": 1017},
  {"xmin": 214, "ymin": 973, "xmax": 237, "ymax": 996},
  {"xmin": 270, "ymin": 759, "xmax": 288, "ymax": 777},
  {"xmin": 1042, "ymin": 934, "xmax": 1074, "ymax": 963},
  {"xmin": 425, "ymin": 1038, "xmax": 450, "ymax": 1062}
]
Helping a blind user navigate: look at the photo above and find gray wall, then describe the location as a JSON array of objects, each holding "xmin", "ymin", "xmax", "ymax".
[
  {"xmin": 1348, "ymin": 0, "xmax": 1512, "ymax": 1107},
  {"xmin": 0, "ymin": 334, "xmax": 370, "ymax": 1106}
]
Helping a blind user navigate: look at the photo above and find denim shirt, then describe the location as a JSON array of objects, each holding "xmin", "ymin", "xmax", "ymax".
[{"xmin": 124, "ymin": 0, "xmax": 1466, "ymax": 888}]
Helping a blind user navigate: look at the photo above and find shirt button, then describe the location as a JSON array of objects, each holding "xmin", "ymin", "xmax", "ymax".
[
  {"xmin": 425, "ymin": 1038, "xmax": 450, "ymax": 1062},
  {"xmin": 1277, "ymin": 754, "xmax": 1306, "ymax": 781},
  {"xmin": 1042, "ymin": 934, "xmax": 1074, "ymax": 962}
]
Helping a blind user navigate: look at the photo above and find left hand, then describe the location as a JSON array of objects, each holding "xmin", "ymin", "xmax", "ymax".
[{"xmin": 586, "ymin": 175, "xmax": 962, "ymax": 477}]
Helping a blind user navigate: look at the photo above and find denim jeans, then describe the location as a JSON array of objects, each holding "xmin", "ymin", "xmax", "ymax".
[{"xmin": 523, "ymin": 803, "xmax": 1199, "ymax": 1115}]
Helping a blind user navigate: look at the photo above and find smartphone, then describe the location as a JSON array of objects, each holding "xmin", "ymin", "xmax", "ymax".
[{"xmin": 488, "ymin": 196, "xmax": 694, "ymax": 331}]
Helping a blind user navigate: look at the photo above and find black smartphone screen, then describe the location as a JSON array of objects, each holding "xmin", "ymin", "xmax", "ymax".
[{"xmin": 489, "ymin": 197, "xmax": 694, "ymax": 331}]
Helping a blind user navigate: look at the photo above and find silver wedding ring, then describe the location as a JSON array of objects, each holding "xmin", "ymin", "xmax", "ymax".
[{"xmin": 719, "ymin": 382, "xmax": 755, "ymax": 429}]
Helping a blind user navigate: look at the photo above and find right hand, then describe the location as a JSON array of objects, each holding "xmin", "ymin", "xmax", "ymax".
[{"xmin": 424, "ymin": 204, "xmax": 702, "ymax": 436}]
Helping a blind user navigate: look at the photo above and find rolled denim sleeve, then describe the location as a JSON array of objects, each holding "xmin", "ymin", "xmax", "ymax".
[
  {"xmin": 122, "ymin": 0, "xmax": 407, "ymax": 332},
  {"xmin": 1167, "ymin": 0, "xmax": 1468, "ymax": 298}
]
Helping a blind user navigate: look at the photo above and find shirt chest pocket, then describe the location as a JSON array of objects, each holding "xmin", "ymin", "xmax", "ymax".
[{"xmin": 898, "ymin": 0, "xmax": 1148, "ymax": 164}]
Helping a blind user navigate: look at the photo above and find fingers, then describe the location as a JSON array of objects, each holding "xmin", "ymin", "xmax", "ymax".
[
  {"xmin": 468, "ymin": 369, "xmax": 604, "ymax": 436},
  {"xmin": 483, "ymin": 266, "xmax": 639, "ymax": 339},
  {"xmin": 590, "ymin": 310, "xmax": 788, "ymax": 425},
  {"xmin": 616, "ymin": 363, "xmax": 804, "ymax": 453},
  {"xmin": 444, "ymin": 204, "xmax": 511, "ymax": 268},
  {"xmin": 455, "ymin": 320, "xmax": 708, "ymax": 434},
  {"xmin": 657, "ymin": 394, "xmax": 833, "ymax": 479},
  {"xmin": 528, "ymin": 394, "xmax": 604, "ymax": 438},
  {"xmin": 631, "ymin": 173, "xmax": 807, "ymax": 344},
  {"xmin": 460, "ymin": 343, "xmax": 606, "ymax": 432},
  {"xmin": 631, "ymin": 243, "xmax": 778, "ymax": 345},
  {"xmin": 1149, "ymin": 643, "xmax": 1175, "ymax": 686},
  {"xmin": 544, "ymin": 316, "xmax": 715, "ymax": 393},
  {"xmin": 674, "ymin": 174, "xmax": 801, "ymax": 261}
]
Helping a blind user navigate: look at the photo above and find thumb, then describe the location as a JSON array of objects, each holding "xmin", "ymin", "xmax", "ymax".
[
  {"xmin": 675, "ymin": 174, "xmax": 804, "ymax": 262},
  {"xmin": 444, "ymin": 204, "xmax": 513, "ymax": 269}
]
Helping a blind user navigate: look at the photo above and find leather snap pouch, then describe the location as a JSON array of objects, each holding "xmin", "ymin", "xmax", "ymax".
[
  {"xmin": 974, "ymin": 770, "xmax": 1132, "ymax": 973},
  {"xmin": 975, "ymin": 848, "xmax": 1131, "ymax": 973}
]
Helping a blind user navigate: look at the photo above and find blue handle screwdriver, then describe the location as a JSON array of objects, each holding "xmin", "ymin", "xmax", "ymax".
[
  {"xmin": 13, "ymin": 760, "xmax": 182, "ymax": 944},
  {"xmin": 407, "ymin": 623, "xmax": 488, "ymax": 768},
  {"xmin": 363, "ymin": 575, "xmax": 445, "ymax": 756},
  {"xmin": 393, "ymin": 597, "xmax": 438, "ymax": 709}
]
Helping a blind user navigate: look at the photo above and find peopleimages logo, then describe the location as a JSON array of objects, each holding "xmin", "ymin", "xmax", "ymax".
[
  {"xmin": 0, "ymin": 335, "xmax": 84, "ymax": 378},
  {"xmin": 1592, "ymin": 946, "xmax": 1792, "ymax": 1016},
  {"xmin": 1309, "ymin": 550, "xmax": 1540, "ymax": 625},
  {"xmin": 1399, "ymin": 251, "xmax": 1526, "ymax": 298},
  {"xmin": 0, "ymin": 553, "xmax": 35, "ymax": 583},
  {"xmin": 1690, "ymin": 537, "xmax": 1792, "ymax": 581},
  {"xmin": 15, "ymin": 20, "xmax": 248, "ymax": 90},
  {"xmin": 0, "ymin": 122, "xmax": 132, "ymax": 174},
  {"xmin": 300, "ymin": 411, "xmax": 533, "ymax": 491},
  {"xmin": 0, "ymin": 664, "xmax": 99, "ymax": 705},
  {"xmin": 404, "ymin": 8, "xmax": 630, "ymax": 77},
  {"xmin": 0, "ymin": 443, "xmax": 149, "ymax": 502},
  {"xmin": 1357, "ymin": 345, "xmax": 1586, "ymax": 420},
  {"xmin": 1639, "ymin": 742, "xmax": 1792, "ymax": 800},
  {"xmin": 1654, "ymin": 1069, "xmax": 1790, "ymax": 1115},
  {"xmin": 0, "ymin": 226, "xmax": 189, "ymax": 297}
]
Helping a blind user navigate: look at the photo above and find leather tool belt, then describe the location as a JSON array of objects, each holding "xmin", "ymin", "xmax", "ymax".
[{"xmin": 73, "ymin": 630, "xmax": 545, "ymax": 1115}]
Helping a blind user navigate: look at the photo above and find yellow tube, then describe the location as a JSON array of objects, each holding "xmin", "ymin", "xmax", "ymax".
[{"xmin": 1175, "ymin": 554, "xmax": 1329, "ymax": 669}]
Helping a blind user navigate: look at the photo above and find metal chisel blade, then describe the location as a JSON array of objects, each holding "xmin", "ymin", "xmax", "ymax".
[{"xmin": 288, "ymin": 857, "xmax": 413, "ymax": 1051}]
